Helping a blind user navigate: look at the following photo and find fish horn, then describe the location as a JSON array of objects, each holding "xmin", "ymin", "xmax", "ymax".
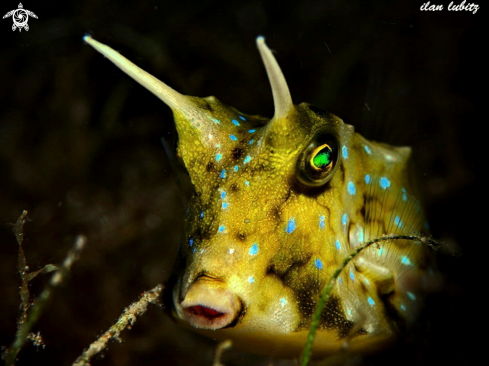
[
  {"xmin": 256, "ymin": 36, "xmax": 294, "ymax": 120},
  {"xmin": 83, "ymin": 35, "xmax": 197, "ymax": 115}
]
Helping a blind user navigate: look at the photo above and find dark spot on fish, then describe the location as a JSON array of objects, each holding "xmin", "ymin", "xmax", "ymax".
[
  {"xmin": 357, "ymin": 328, "xmax": 368, "ymax": 335},
  {"xmin": 266, "ymin": 252, "xmax": 312, "ymax": 286},
  {"xmin": 319, "ymin": 296, "xmax": 355, "ymax": 338},
  {"xmin": 359, "ymin": 200, "xmax": 366, "ymax": 221},
  {"xmin": 266, "ymin": 134, "xmax": 274, "ymax": 146},
  {"xmin": 201, "ymin": 227, "xmax": 212, "ymax": 240},
  {"xmin": 236, "ymin": 232, "xmax": 246, "ymax": 241},
  {"xmin": 283, "ymin": 189, "xmax": 291, "ymax": 202},
  {"xmin": 199, "ymin": 100, "xmax": 213, "ymax": 112},
  {"xmin": 260, "ymin": 162, "xmax": 273, "ymax": 172},
  {"xmin": 206, "ymin": 161, "xmax": 217, "ymax": 172},
  {"xmin": 364, "ymin": 194, "xmax": 374, "ymax": 205},
  {"xmin": 336, "ymin": 162, "xmax": 345, "ymax": 182},
  {"xmin": 230, "ymin": 183, "xmax": 239, "ymax": 192},
  {"xmin": 231, "ymin": 147, "xmax": 244, "ymax": 160},
  {"xmin": 295, "ymin": 288, "xmax": 317, "ymax": 326},
  {"xmin": 192, "ymin": 225, "xmax": 211, "ymax": 241},
  {"xmin": 269, "ymin": 206, "xmax": 281, "ymax": 220}
]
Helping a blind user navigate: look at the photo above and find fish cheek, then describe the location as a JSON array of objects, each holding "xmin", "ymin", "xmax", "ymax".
[{"xmin": 246, "ymin": 274, "xmax": 302, "ymax": 333}]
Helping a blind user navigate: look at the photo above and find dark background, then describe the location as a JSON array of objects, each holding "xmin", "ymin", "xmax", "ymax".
[{"xmin": 0, "ymin": 1, "xmax": 479, "ymax": 365}]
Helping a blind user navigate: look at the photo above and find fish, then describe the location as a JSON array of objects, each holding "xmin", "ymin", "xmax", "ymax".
[{"xmin": 84, "ymin": 35, "xmax": 439, "ymax": 360}]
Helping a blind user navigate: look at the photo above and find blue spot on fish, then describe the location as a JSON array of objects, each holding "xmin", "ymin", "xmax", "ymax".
[
  {"xmin": 216, "ymin": 153, "xmax": 222, "ymax": 161},
  {"xmin": 249, "ymin": 139, "xmax": 254, "ymax": 145},
  {"xmin": 218, "ymin": 225, "xmax": 226, "ymax": 233},
  {"xmin": 364, "ymin": 145, "xmax": 371, "ymax": 154},
  {"xmin": 319, "ymin": 215, "xmax": 325, "ymax": 229},
  {"xmin": 358, "ymin": 228, "xmax": 364, "ymax": 243},
  {"xmin": 342, "ymin": 145, "xmax": 348, "ymax": 158},
  {"xmin": 245, "ymin": 181, "xmax": 250, "ymax": 186},
  {"xmin": 220, "ymin": 170, "xmax": 226, "ymax": 178},
  {"xmin": 221, "ymin": 191, "xmax": 226, "ymax": 199},
  {"xmin": 244, "ymin": 155, "xmax": 251, "ymax": 163},
  {"xmin": 234, "ymin": 165, "xmax": 239, "ymax": 172},
  {"xmin": 248, "ymin": 129, "xmax": 256, "ymax": 133},
  {"xmin": 380, "ymin": 177, "xmax": 391, "ymax": 189},
  {"xmin": 401, "ymin": 187, "xmax": 408, "ymax": 201},
  {"xmin": 286, "ymin": 218, "xmax": 296, "ymax": 234},
  {"xmin": 367, "ymin": 297, "xmax": 375, "ymax": 306},
  {"xmin": 401, "ymin": 256, "xmax": 413, "ymax": 266},
  {"xmin": 407, "ymin": 292, "xmax": 416, "ymax": 300},
  {"xmin": 394, "ymin": 216, "xmax": 403, "ymax": 228},
  {"xmin": 315, "ymin": 258, "xmax": 323, "ymax": 270},
  {"xmin": 222, "ymin": 202, "xmax": 228, "ymax": 209},
  {"xmin": 280, "ymin": 298, "xmax": 287, "ymax": 307},
  {"xmin": 349, "ymin": 270, "xmax": 355, "ymax": 280},
  {"xmin": 249, "ymin": 243, "xmax": 258, "ymax": 255},
  {"xmin": 232, "ymin": 119, "xmax": 240, "ymax": 126},
  {"xmin": 189, "ymin": 238, "xmax": 194, "ymax": 246},
  {"xmin": 400, "ymin": 304, "xmax": 406, "ymax": 311},
  {"xmin": 239, "ymin": 115, "xmax": 246, "ymax": 121},
  {"xmin": 248, "ymin": 276, "xmax": 255, "ymax": 283},
  {"xmin": 200, "ymin": 211, "xmax": 204, "ymax": 219},
  {"xmin": 348, "ymin": 181, "xmax": 356, "ymax": 195},
  {"xmin": 230, "ymin": 135, "xmax": 237, "ymax": 141},
  {"xmin": 335, "ymin": 240, "xmax": 341, "ymax": 250},
  {"xmin": 342, "ymin": 213, "xmax": 348, "ymax": 225},
  {"xmin": 213, "ymin": 118, "xmax": 220, "ymax": 124},
  {"xmin": 365, "ymin": 174, "xmax": 371, "ymax": 184}
]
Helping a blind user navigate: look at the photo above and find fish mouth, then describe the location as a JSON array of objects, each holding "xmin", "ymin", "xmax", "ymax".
[{"xmin": 180, "ymin": 275, "xmax": 243, "ymax": 330}]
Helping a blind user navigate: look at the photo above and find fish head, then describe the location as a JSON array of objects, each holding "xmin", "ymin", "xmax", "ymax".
[{"xmin": 84, "ymin": 35, "xmax": 439, "ymax": 358}]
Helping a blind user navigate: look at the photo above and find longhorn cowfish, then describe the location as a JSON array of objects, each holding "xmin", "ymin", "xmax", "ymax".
[{"xmin": 84, "ymin": 35, "xmax": 438, "ymax": 359}]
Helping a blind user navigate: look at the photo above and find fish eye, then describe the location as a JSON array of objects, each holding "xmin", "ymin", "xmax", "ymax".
[
  {"xmin": 296, "ymin": 134, "xmax": 339, "ymax": 186},
  {"xmin": 310, "ymin": 144, "xmax": 334, "ymax": 172}
]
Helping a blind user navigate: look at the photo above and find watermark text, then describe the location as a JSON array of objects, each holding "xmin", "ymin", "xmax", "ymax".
[{"xmin": 420, "ymin": 1, "xmax": 479, "ymax": 14}]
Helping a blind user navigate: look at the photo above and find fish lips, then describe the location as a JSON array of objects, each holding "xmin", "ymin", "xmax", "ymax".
[{"xmin": 178, "ymin": 276, "xmax": 244, "ymax": 330}]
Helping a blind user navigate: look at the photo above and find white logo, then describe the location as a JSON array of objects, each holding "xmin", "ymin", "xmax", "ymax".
[{"xmin": 3, "ymin": 3, "xmax": 38, "ymax": 32}]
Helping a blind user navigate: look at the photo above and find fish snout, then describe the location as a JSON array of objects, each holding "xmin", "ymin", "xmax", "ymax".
[{"xmin": 180, "ymin": 277, "xmax": 242, "ymax": 330}]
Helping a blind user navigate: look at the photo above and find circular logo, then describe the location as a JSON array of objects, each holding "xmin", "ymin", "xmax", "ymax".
[{"xmin": 12, "ymin": 8, "xmax": 29, "ymax": 29}]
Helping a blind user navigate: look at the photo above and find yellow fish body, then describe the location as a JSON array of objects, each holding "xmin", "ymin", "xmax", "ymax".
[{"xmin": 85, "ymin": 35, "xmax": 437, "ymax": 359}]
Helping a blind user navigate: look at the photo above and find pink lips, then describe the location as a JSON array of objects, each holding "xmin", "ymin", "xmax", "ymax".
[{"xmin": 181, "ymin": 277, "xmax": 242, "ymax": 330}]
